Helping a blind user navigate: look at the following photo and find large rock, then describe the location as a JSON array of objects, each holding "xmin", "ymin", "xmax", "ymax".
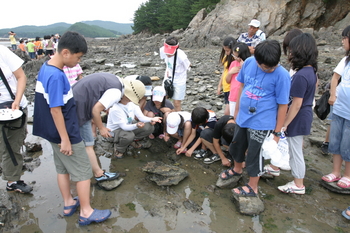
[
  {"xmin": 231, "ymin": 194, "xmax": 265, "ymax": 216},
  {"xmin": 142, "ymin": 161, "xmax": 189, "ymax": 186}
]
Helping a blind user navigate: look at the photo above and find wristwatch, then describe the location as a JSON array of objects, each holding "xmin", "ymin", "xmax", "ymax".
[{"xmin": 272, "ymin": 131, "xmax": 282, "ymax": 137}]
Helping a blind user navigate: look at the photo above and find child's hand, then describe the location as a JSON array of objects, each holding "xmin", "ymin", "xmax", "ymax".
[
  {"xmin": 137, "ymin": 122, "xmax": 145, "ymax": 128},
  {"xmin": 164, "ymin": 133, "xmax": 170, "ymax": 142},
  {"xmin": 100, "ymin": 126, "xmax": 111, "ymax": 138},
  {"xmin": 176, "ymin": 147, "xmax": 186, "ymax": 155},
  {"xmin": 152, "ymin": 117, "xmax": 162, "ymax": 123},
  {"xmin": 59, "ymin": 140, "xmax": 73, "ymax": 156},
  {"xmin": 217, "ymin": 88, "xmax": 221, "ymax": 95},
  {"xmin": 185, "ymin": 149, "xmax": 193, "ymax": 157},
  {"xmin": 222, "ymin": 158, "xmax": 231, "ymax": 167}
]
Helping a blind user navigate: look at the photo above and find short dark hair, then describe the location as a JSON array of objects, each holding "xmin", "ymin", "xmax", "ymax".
[
  {"xmin": 288, "ymin": 33, "xmax": 318, "ymax": 72},
  {"xmin": 342, "ymin": 25, "xmax": 350, "ymax": 65},
  {"xmin": 136, "ymin": 76, "xmax": 152, "ymax": 86},
  {"xmin": 232, "ymin": 42, "xmax": 251, "ymax": 61},
  {"xmin": 282, "ymin": 29, "xmax": 303, "ymax": 55},
  {"xmin": 57, "ymin": 31, "xmax": 87, "ymax": 54},
  {"xmin": 222, "ymin": 123, "xmax": 236, "ymax": 144},
  {"xmin": 165, "ymin": 36, "xmax": 178, "ymax": 46},
  {"xmin": 254, "ymin": 40, "xmax": 281, "ymax": 67},
  {"xmin": 191, "ymin": 107, "xmax": 209, "ymax": 125}
]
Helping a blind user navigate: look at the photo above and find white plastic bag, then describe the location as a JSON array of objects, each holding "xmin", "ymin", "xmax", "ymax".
[
  {"xmin": 262, "ymin": 134, "xmax": 278, "ymax": 160},
  {"xmin": 262, "ymin": 132, "xmax": 291, "ymax": 170}
]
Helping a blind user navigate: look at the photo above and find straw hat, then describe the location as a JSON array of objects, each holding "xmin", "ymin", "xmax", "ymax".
[{"xmin": 122, "ymin": 79, "xmax": 145, "ymax": 105}]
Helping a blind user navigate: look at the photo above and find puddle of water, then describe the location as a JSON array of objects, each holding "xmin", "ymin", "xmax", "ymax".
[{"xmin": 3, "ymin": 123, "xmax": 350, "ymax": 232}]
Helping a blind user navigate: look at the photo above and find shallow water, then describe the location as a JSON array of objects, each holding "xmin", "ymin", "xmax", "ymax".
[{"xmin": 3, "ymin": 123, "xmax": 350, "ymax": 232}]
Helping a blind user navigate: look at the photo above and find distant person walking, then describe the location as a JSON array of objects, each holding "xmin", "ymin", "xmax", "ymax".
[{"xmin": 8, "ymin": 31, "xmax": 17, "ymax": 51}]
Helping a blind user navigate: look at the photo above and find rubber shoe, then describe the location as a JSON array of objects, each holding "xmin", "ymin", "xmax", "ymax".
[
  {"xmin": 95, "ymin": 171, "xmax": 119, "ymax": 182},
  {"xmin": 194, "ymin": 149, "xmax": 207, "ymax": 160},
  {"xmin": 6, "ymin": 180, "xmax": 33, "ymax": 193},
  {"xmin": 278, "ymin": 181, "xmax": 305, "ymax": 194},
  {"xmin": 79, "ymin": 209, "xmax": 111, "ymax": 226},
  {"xmin": 203, "ymin": 154, "xmax": 221, "ymax": 164},
  {"xmin": 264, "ymin": 164, "xmax": 280, "ymax": 176},
  {"xmin": 320, "ymin": 142, "xmax": 329, "ymax": 155}
]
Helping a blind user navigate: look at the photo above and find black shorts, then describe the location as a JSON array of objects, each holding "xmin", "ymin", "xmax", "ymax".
[
  {"xmin": 224, "ymin": 92, "xmax": 230, "ymax": 104},
  {"xmin": 229, "ymin": 125, "xmax": 268, "ymax": 177},
  {"xmin": 200, "ymin": 128, "xmax": 229, "ymax": 146},
  {"xmin": 37, "ymin": 49, "xmax": 43, "ymax": 55}
]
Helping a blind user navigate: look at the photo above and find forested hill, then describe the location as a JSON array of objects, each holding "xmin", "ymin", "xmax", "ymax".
[{"xmin": 0, "ymin": 21, "xmax": 133, "ymax": 38}]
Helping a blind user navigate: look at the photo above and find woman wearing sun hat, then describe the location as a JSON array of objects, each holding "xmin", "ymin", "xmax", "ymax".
[
  {"xmin": 159, "ymin": 36, "xmax": 191, "ymax": 112},
  {"xmin": 106, "ymin": 80, "xmax": 162, "ymax": 158}
]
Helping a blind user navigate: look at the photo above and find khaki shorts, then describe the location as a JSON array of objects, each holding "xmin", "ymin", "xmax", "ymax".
[{"xmin": 50, "ymin": 141, "xmax": 92, "ymax": 182}]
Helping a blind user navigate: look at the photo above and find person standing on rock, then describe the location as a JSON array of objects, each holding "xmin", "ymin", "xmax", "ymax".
[
  {"xmin": 0, "ymin": 45, "xmax": 32, "ymax": 194},
  {"xmin": 230, "ymin": 40, "xmax": 290, "ymax": 198},
  {"xmin": 159, "ymin": 36, "xmax": 191, "ymax": 112},
  {"xmin": 322, "ymin": 26, "xmax": 350, "ymax": 190},
  {"xmin": 8, "ymin": 31, "xmax": 17, "ymax": 51},
  {"xmin": 33, "ymin": 31, "xmax": 111, "ymax": 225},
  {"xmin": 266, "ymin": 33, "xmax": 318, "ymax": 195},
  {"xmin": 237, "ymin": 19, "xmax": 262, "ymax": 54},
  {"xmin": 217, "ymin": 37, "xmax": 237, "ymax": 115}
]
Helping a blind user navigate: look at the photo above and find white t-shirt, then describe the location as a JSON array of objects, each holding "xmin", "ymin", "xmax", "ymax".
[
  {"xmin": 334, "ymin": 56, "xmax": 347, "ymax": 76},
  {"xmin": 0, "ymin": 45, "xmax": 28, "ymax": 107},
  {"xmin": 98, "ymin": 88, "xmax": 122, "ymax": 110},
  {"xmin": 178, "ymin": 111, "xmax": 191, "ymax": 122},
  {"xmin": 159, "ymin": 47, "xmax": 191, "ymax": 85},
  {"xmin": 107, "ymin": 102, "xmax": 152, "ymax": 131}
]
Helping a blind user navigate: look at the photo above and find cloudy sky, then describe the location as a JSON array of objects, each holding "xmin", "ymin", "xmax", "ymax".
[{"xmin": 0, "ymin": 0, "xmax": 148, "ymax": 29}]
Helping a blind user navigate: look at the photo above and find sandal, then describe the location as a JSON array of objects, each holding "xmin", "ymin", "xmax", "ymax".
[
  {"xmin": 148, "ymin": 134, "xmax": 155, "ymax": 139},
  {"xmin": 342, "ymin": 206, "xmax": 350, "ymax": 220},
  {"xmin": 63, "ymin": 196, "xmax": 80, "ymax": 217},
  {"xmin": 130, "ymin": 141, "xmax": 142, "ymax": 149},
  {"xmin": 174, "ymin": 141, "xmax": 182, "ymax": 149},
  {"xmin": 232, "ymin": 184, "xmax": 257, "ymax": 197},
  {"xmin": 337, "ymin": 177, "xmax": 350, "ymax": 189},
  {"xmin": 158, "ymin": 134, "xmax": 165, "ymax": 139},
  {"xmin": 79, "ymin": 209, "xmax": 111, "ymax": 226},
  {"xmin": 220, "ymin": 168, "xmax": 242, "ymax": 180},
  {"xmin": 322, "ymin": 173, "xmax": 341, "ymax": 183}
]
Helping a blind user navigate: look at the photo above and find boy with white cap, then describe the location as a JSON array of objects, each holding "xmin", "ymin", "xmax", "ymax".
[
  {"xmin": 106, "ymin": 83, "xmax": 162, "ymax": 158},
  {"xmin": 165, "ymin": 111, "xmax": 192, "ymax": 151},
  {"xmin": 159, "ymin": 36, "xmax": 191, "ymax": 111}
]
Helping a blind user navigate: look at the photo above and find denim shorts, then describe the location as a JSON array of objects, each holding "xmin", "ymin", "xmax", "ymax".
[
  {"xmin": 172, "ymin": 83, "xmax": 186, "ymax": 100},
  {"xmin": 326, "ymin": 105, "xmax": 333, "ymax": 121},
  {"xmin": 79, "ymin": 120, "xmax": 94, "ymax": 147},
  {"xmin": 329, "ymin": 113, "xmax": 350, "ymax": 161}
]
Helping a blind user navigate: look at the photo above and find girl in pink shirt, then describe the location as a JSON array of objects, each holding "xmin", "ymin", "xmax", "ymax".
[{"xmin": 226, "ymin": 43, "xmax": 251, "ymax": 116}]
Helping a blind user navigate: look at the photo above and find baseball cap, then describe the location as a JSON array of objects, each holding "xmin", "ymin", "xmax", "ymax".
[
  {"xmin": 152, "ymin": 86, "xmax": 166, "ymax": 102},
  {"xmin": 166, "ymin": 112, "xmax": 181, "ymax": 134},
  {"xmin": 164, "ymin": 42, "xmax": 179, "ymax": 55},
  {"xmin": 248, "ymin": 19, "xmax": 260, "ymax": 28},
  {"xmin": 122, "ymin": 79, "xmax": 145, "ymax": 105}
]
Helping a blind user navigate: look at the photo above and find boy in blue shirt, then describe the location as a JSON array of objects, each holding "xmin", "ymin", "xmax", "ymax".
[
  {"xmin": 33, "ymin": 31, "xmax": 111, "ymax": 225},
  {"xmin": 230, "ymin": 40, "xmax": 291, "ymax": 197}
]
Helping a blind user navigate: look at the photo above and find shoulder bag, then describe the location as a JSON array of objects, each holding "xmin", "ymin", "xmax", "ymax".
[{"xmin": 164, "ymin": 50, "xmax": 178, "ymax": 98}]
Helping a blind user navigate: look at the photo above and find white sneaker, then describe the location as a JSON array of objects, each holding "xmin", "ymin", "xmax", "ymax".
[
  {"xmin": 264, "ymin": 164, "xmax": 280, "ymax": 176},
  {"xmin": 278, "ymin": 181, "xmax": 305, "ymax": 194}
]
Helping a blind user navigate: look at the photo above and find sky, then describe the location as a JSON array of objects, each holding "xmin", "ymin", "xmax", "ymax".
[{"xmin": 0, "ymin": 0, "xmax": 148, "ymax": 29}]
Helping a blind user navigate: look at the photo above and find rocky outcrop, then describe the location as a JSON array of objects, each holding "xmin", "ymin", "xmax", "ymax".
[{"xmin": 181, "ymin": 0, "xmax": 350, "ymax": 48}]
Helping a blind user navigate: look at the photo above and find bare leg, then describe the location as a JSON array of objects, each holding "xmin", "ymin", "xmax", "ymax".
[
  {"xmin": 224, "ymin": 103, "xmax": 230, "ymax": 115},
  {"xmin": 76, "ymin": 179, "xmax": 94, "ymax": 218},
  {"xmin": 85, "ymin": 146, "xmax": 104, "ymax": 178},
  {"xmin": 201, "ymin": 138, "xmax": 217, "ymax": 154},
  {"xmin": 173, "ymin": 100, "xmax": 182, "ymax": 112},
  {"xmin": 57, "ymin": 173, "xmax": 76, "ymax": 215}
]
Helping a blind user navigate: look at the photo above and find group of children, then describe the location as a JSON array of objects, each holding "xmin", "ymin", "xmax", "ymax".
[
  {"xmin": 2, "ymin": 23, "xmax": 350, "ymax": 225},
  {"xmin": 17, "ymin": 34, "xmax": 60, "ymax": 60}
]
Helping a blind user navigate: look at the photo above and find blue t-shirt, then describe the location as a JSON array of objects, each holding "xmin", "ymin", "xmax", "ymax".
[
  {"xmin": 286, "ymin": 67, "xmax": 317, "ymax": 137},
  {"xmin": 33, "ymin": 62, "xmax": 82, "ymax": 144},
  {"xmin": 236, "ymin": 57, "xmax": 291, "ymax": 130},
  {"xmin": 333, "ymin": 62, "xmax": 350, "ymax": 120}
]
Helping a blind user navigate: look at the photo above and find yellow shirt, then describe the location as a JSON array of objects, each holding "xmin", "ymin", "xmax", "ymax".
[
  {"xmin": 9, "ymin": 35, "xmax": 16, "ymax": 45},
  {"xmin": 221, "ymin": 60, "xmax": 230, "ymax": 92}
]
